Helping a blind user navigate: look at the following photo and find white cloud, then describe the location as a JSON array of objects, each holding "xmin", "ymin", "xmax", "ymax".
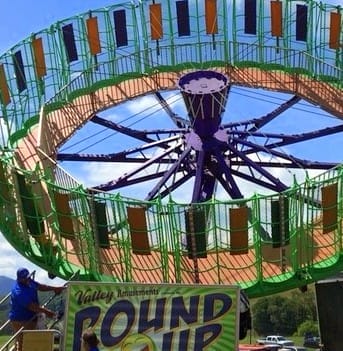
[
  {"xmin": 77, "ymin": 162, "xmax": 137, "ymax": 187},
  {"xmin": 0, "ymin": 232, "xmax": 66, "ymax": 285}
]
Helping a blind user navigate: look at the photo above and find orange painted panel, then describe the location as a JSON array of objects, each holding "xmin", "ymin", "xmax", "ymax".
[
  {"xmin": 149, "ymin": 3, "xmax": 163, "ymax": 40},
  {"xmin": 329, "ymin": 12, "xmax": 341, "ymax": 49},
  {"xmin": 205, "ymin": 0, "xmax": 218, "ymax": 34},
  {"xmin": 322, "ymin": 183, "xmax": 338, "ymax": 234},
  {"xmin": 0, "ymin": 64, "xmax": 10, "ymax": 105},
  {"xmin": 229, "ymin": 206, "xmax": 249, "ymax": 255},
  {"xmin": 271, "ymin": 1, "xmax": 283, "ymax": 37},
  {"xmin": 53, "ymin": 191, "xmax": 75, "ymax": 239},
  {"xmin": 127, "ymin": 206, "xmax": 151, "ymax": 255},
  {"xmin": 32, "ymin": 37, "xmax": 47, "ymax": 78},
  {"xmin": 86, "ymin": 17, "xmax": 101, "ymax": 55}
]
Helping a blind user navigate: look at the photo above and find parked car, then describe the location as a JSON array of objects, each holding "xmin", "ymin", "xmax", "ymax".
[
  {"xmin": 303, "ymin": 332, "xmax": 321, "ymax": 349},
  {"xmin": 239, "ymin": 345, "xmax": 274, "ymax": 351},
  {"xmin": 279, "ymin": 347, "xmax": 307, "ymax": 351},
  {"xmin": 239, "ymin": 344, "xmax": 281, "ymax": 351},
  {"xmin": 256, "ymin": 336, "xmax": 294, "ymax": 347}
]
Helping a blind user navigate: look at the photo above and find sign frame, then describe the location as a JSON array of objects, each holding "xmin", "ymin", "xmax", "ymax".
[{"xmin": 63, "ymin": 282, "xmax": 240, "ymax": 351}]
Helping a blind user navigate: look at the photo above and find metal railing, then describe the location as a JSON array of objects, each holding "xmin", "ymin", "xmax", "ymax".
[{"xmin": 0, "ymin": 271, "xmax": 79, "ymax": 351}]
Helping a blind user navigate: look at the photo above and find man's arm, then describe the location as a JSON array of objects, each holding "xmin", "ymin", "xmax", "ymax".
[{"xmin": 37, "ymin": 283, "xmax": 65, "ymax": 294}]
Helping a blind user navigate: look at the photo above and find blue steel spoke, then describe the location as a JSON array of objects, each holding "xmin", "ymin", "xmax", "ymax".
[
  {"xmin": 230, "ymin": 136, "xmax": 338, "ymax": 170},
  {"xmin": 94, "ymin": 141, "xmax": 185, "ymax": 192},
  {"xmin": 91, "ymin": 115, "xmax": 154, "ymax": 143},
  {"xmin": 145, "ymin": 146, "xmax": 193, "ymax": 201},
  {"xmin": 154, "ymin": 91, "xmax": 190, "ymax": 128},
  {"xmin": 94, "ymin": 170, "xmax": 167, "ymax": 190},
  {"xmin": 229, "ymin": 169, "xmax": 289, "ymax": 193},
  {"xmin": 91, "ymin": 115, "xmax": 185, "ymax": 143},
  {"xmin": 230, "ymin": 159, "xmax": 338, "ymax": 169},
  {"xmin": 224, "ymin": 140, "xmax": 289, "ymax": 192},
  {"xmin": 211, "ymin": 149, "xmax": 244, "ymax": 199},
  {"xmin": 155, "ymin": 170, "xmax": 195, "ymax": 200},
  {"xmin": 192, "ymin": 150, "xmax": 206, "ymax": 202},
  {"xmin": 262, "ymin": 124, "xmax": 343, "ymax": 149},
  {"xmin": 221, "ymin": 96, "xmax": 301, "ymax": 130},
  {"xmin": 246, "ymin": 96, "xmax": 301, "ymax": 132},
  {"xmin": 58, "ymin": 155, "xmax": 181, "ymax": 164},
  {"xmin": 93, "ymin": 167, "xmax": 191, "ymax": 191},
  {"xmin": 228, "ymin": 123, "xmax": 343, "ymax": 154},
  {"xmin": 58, "ymin": 135, "xmax": 181, "ymax": 162}
]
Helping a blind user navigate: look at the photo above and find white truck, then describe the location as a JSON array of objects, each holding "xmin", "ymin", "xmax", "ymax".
[{"xmin": 256, "ymin": 335, "xmax": 294, "ymax": 347}]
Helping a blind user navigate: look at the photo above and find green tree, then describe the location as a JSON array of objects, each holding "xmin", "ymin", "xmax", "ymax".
[
  {"xmin": 289, "ymin": 289, "xmax": 317, "ymax": 321},
  {"xmin": 252, "ymin": 289, "xmax": 317, "ymax": 336},
  {"xmin": 297, "ymin": 320, "xmax": 319, "ymax": 337},
  {"xmin": 253, "ymin": 297, "xmax": 273, "ymax": 335}
]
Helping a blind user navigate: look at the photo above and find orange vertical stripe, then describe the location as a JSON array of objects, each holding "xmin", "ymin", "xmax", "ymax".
[
  {"xmin": 271, "ymin": 1, "xmax": 283, "ymax": 37},
  {"xmin": 149, "ymin": 3, "xmax": 163, "ymax": 40},
  {"xmin": 32, "ymin": 37, "xmax": 47, "ymax": 78},
  {"xmin": 322, "ymin": 183, "xmax": 338, "ymax": 234},
  {"xmin": 0, "ymin": 64, "xmax": 10, "ymax": 105},
  {"xmin": 127, "ymin": 207, "xmax": 151, "ymax": 255},
  {"xmin": 86, "ymin": 17, "xmax": 101, "ymax": 55},
  {"xmin": 205, "ymin": 0, "xmax": 218, "ymax": 34},
  {"xmin": 52, "ymin": 191, "xmax": 75, "ymax": 239},
  {"xmin": 329, "ymin": 12, "xmax": 341, "ymax": 49},
  {"xmin": 229, "ymin": 206, "xmax": 249, "ymax": 255}
]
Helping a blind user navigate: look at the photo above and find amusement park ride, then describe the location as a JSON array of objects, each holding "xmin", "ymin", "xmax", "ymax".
[{"xmin": 0, "ymin": 0, "xmax": 341, "ymax": 304}]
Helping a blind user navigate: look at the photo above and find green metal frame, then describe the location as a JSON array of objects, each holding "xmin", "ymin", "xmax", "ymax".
[{"xmin": 0, "ymin": 0, "xmax": 342, "ymax": 297}]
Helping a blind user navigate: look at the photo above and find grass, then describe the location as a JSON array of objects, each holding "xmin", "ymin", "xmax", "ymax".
[{"xmin": 0, "ymin": 334, "xmax": 12, "ymax": 347}]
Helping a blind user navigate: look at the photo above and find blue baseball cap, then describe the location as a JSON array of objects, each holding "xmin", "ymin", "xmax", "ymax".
[{"xmin": 16, "ymin": 267, "xmax": 30, "ymax": 280}]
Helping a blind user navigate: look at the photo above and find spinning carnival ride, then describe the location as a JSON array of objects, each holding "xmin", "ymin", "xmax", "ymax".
[{"xmin": 0, "ymin": 0, "xmax": 342, "ymax": 297}]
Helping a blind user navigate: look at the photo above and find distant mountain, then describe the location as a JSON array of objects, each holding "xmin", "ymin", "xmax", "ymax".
[{"xmin": 0, "ymin": 276, "xmax": 15, "ymax": 296}]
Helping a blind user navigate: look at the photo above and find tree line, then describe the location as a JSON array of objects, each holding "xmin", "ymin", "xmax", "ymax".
[{"xmin": 251, "ymin": 288, "xmax": 319, "ymax": 337}]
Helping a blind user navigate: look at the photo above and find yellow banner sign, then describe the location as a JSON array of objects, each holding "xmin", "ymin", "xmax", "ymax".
[{"xmin": 64, "ymin": 282, "xmax": 239, "ymax": 351}]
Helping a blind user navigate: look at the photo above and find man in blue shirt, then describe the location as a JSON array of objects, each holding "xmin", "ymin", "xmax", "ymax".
[{"xmin": 9, "ymin": 267, "xmax": 65, "ymax": 350}]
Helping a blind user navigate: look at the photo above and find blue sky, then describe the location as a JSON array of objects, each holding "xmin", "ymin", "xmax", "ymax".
[{"xmin": 0, "ymin": 0, "xmax": 342, "ymax": 284}]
